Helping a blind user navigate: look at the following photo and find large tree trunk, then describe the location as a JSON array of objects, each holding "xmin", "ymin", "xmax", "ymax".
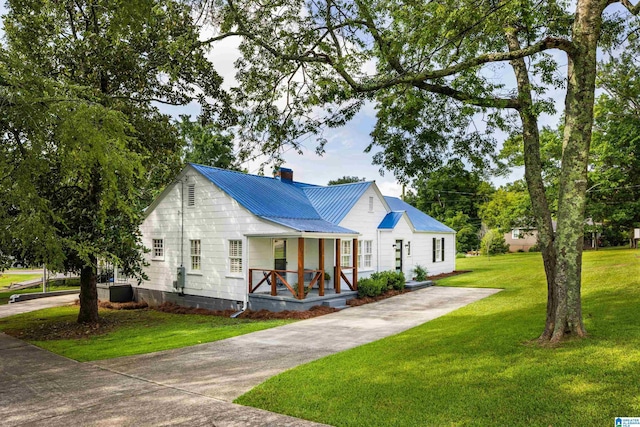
[
  {"xmin": 506, "ymin": 30, "xmax": 559, "ymax": 342},
  {"xmin": 78, "ymin": 255, "xmax": 99, "ymax": 324},
  {"xmin": 548, "ymin": 0, "xmax": 606, "ymax": 343}
]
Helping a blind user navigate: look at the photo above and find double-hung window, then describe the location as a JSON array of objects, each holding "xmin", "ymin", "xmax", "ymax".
[
  {"xmin": 432, "ymin": 238, "xmax": 445, "ymax": 262},
  {"xmin": 341, "ymin": 240, "xmax": 352, "ymax": 267},
  {"xmin": 229, "ymin": 240, "xmax": 242, "ymax": 274},
  {"xmin": 152, "ymin": 239, "xmax": 164, "ymax": 260},
  {"xmin": 190, "ymin": 239, "xmax": 201, "ymax": 271},
  {"xmin": 358, "ymin": 240, "xmax": 373, "ymax": 268}
]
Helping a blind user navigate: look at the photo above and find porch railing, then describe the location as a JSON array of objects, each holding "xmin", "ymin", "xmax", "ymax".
[{"xmin": 249, "ymin": 268, "xmax": 324, "ymax": 299}]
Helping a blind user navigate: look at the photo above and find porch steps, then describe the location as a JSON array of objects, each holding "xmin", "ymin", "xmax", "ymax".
[{"xmin": 321, "ymin": 298, "xmax": 350, "ymax": 310}]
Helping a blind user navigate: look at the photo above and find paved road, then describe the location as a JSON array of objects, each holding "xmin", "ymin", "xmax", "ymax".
[{"xmin": 1, "ymin": 286, "xmax": 500, "ymax": 426}]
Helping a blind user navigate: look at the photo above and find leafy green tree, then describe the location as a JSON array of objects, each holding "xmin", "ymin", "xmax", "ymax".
[
  {"xmin": 206, "ymin": 0, "xmax": 640, "ymax": 342},
  {"xmin": 178, "ymin": 116, "xmax": 238, "ymax": 169},
  {"xmin": 587, "ymin": 52, "xmax": 640, "ymax": 241},
  {"xmin": 479, "ymin": 181, "xmax": 534, "ymax": 232},
  {"xmin": 327, "ymin": 176, "xmax": 366, "ymax": 185},
  {"xmin": 480, "ymin": 229, "xmax": 510, "ymax": 256},
  {"xmin": 0, "ymin": 0, "xmax": 225, "ymax": 323},
  {"xmin": 443, "ymin": 212, "xmax": 480, "ymax": 253},
  {"xmin": 405, "ymin": 159, "xmax": 493, "ymax": 226}
]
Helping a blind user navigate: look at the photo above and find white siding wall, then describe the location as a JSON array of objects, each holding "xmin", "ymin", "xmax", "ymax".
[
  {"xmin": 379, "ymin": 217, "xmax": 456, "ymax": 278},
  {"xmin": 139, "ymin": 169, "xmax": 290, "ymax": 302},
  {"xmin": 338, "ymin": 186, "xmax": 388, "ymax": 280}
]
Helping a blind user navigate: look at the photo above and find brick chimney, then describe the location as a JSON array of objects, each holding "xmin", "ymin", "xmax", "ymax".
[{"xmin": 276, "ymin": 167, "xmax": 293, "ymax": 183}]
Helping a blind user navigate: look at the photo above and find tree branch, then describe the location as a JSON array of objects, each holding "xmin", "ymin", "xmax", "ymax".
[
  {"xmin": 620, "ymin": 0, "xmax": 640, "ymax": 14},
  {"xmin": 413, "ymin": 81, "xmax": 520, "ymax": 109}
]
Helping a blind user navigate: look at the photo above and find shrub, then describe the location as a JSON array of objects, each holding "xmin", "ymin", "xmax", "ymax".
[
  {"xmin": 528, "ymin": 244, "xmax": 541, "ymax": 252},
  {"xmin": 323, "ymin": 272, "xmax": 331, "ymax": 282},
  {"xmin": 370, "ymin": 270, "xmax": 405, "ymax": 291},
  {"xmin": 480, "ymin": 229, "xmax": 509, "ymax": 256},
  {"xmin": 456, "ymin": 252, "xmax": 467, "ymax": 259},
  {"xmin": 412, "ymin": 265, "xmax": 428, "ymax": 281},
  {"xmin": 357, "ymin": 277, "xmax": 386, "ymax": 298}
]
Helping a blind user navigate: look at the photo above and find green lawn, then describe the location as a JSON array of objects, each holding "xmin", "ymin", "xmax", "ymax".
[
  {"xmin": 0, "ymin": 306, "xmax": 294, "ymax": 361},
  {"xmin": 0, "ymin": 273, "xmax": 41, "ymax": 289},
  {"xmin": 236, "ymin": 248, "xmax": 640, "ymax": 426}
]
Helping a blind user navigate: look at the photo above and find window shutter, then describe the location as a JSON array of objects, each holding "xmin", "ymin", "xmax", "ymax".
[
  {"xmin": 432, "ymin": 238, "xmax": 436, "ymax": 262},
  {"xmin": 441, "ymin": 238, "xmax": 445, "ymax": 261}
]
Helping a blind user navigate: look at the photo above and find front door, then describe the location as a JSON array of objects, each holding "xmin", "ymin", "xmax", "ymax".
[
  {"xmin": 395, "ymin": 239, "xmax": 403, "ymax": 272},
  {"xmin": 274, "ymin": 239, "xmax": 287, "ymax": 271}
]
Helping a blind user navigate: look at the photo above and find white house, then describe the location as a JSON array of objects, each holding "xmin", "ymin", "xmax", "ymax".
[{"xmin": 135, "ymin": 164, "xmax": 456, "ymax": 311}]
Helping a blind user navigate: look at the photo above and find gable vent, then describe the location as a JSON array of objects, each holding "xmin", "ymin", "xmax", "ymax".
[{"xmin": 187, "ymin": 183, "xmax": 195, "ymax": 207}]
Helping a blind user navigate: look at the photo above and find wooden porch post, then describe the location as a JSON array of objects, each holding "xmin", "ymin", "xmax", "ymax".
[
  {"xmin": 335, "ymin": 238, "xmax": 341, "ymax": 294},
  {"xmin": 271, "ymin": 270, "xmax": 276, "ymax": 296},
  {"xmin": 298, "ymin": 237, "xmax": 304, "ymax": 299},
  {"xmin": 319, "ymin": 239, "xmax": 325, "ymax": 297},
  {"xmin": 353, "ymin": 237, "xmax": 358, "ymax": 290}
]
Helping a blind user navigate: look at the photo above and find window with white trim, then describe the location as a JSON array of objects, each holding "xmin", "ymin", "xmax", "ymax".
[
  {"xmin": 152, "ymin": 239, "xmax": 164, "ymax": 260},
  {"xmin": 229, "ymin": 240, "xmax": 243, "ymax": 274},
  {"xmin": 190, "ymin": 239, "xmax": 201, "ymax": 271},
  {"xmin": 187, "ymin": 183, "xmax": 195, "ymax": 207},
  {"xmin": 358, "ymin": 240, "xmax": 373, "ymax": 268},
  {"xmin": 512, "ymin": 229, "xmax": 523, "ymax": 239},
  {"xmin": 341, "ymin": 240, "xmax": 352, "ymax": 267},
  {"xmin": 434, "ymin": 238, "xmax": 442, "ymax": 262},
  {"xmin": 368, "ymin": 196, "xmax": 374, "ymax": 212}
]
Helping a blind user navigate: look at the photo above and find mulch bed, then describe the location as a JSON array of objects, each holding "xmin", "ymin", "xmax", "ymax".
[
  {"xmin": 347, "ymin": 289, "xmax": 409, "ymax": 306},
  {"xmin": 7, "ymin": 317, "xmax": 118, "ymax": 341},
  {"xmin": 153, "ymin": 301, "xmax": 337, "ymax": 320},
  {"xmin": 427, "ymin": 270, "xmax": 472, "ymax": 280}
]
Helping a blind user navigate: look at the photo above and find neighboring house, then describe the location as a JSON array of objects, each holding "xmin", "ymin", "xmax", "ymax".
[
  {"xmin": 504, "ymin": 227, "xmax": 539, "ymax": 252},
  {"xmin": 136, "ymin": 164, "xmax": 456, "ymax": 311}
]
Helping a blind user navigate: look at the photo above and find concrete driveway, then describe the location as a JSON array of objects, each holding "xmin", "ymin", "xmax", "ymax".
[{"xmin": 1, "ymin": 286, "xmax": 500, "ymax": 426}]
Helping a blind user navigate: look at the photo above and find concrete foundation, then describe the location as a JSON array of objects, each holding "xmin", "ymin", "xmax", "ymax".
[{"xmin": 133, "ymin": 288, "xmax": 239, "ymax": 311}]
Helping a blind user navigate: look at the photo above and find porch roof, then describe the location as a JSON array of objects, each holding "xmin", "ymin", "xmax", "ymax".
[
  {"xmin": 245, "ymin": 231, "xmax": 359, "ymax": 239},
  {"xmin": 259, "ymin": 217, "xmax": 358, "ymax": 234}
]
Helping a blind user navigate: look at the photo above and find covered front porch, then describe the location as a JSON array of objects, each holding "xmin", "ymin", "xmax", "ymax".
[{"xmin": 247, "ymin": 234, "xmax": 360, "ymax": 305}]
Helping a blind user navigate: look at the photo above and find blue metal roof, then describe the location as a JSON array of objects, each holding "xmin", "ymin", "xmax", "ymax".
[
  {"xmin": 303, "ymin": 182, "xmax": 372, "ymax": 224},
  {"xmin": 383, "ymin": 197, "xmax": 455, "ymax": 233},
  {"xmin": 191, "ymin": 164, "xmax": 358, "ymax": 234},
  {"xmin": 260, "ymin": 217, "xmax": 357, "ymax": 233},
  {"xmin": 378, "ymin": 211, "xmax": 405, "ymax": 229}
]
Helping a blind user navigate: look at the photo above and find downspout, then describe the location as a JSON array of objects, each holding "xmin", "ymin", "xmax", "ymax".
[
  {"xmin": 230, "ymin": 301, "xmax": 246, "ymax": 318},
  {"xmin": 181, "ymin": 179, "xmax": 184, "ymax": 269}
]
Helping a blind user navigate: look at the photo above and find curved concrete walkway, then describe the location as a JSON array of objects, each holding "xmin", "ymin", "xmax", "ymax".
[{"xmin": 1, "ymin": 286, "xmax": 500, "ymax": 426}]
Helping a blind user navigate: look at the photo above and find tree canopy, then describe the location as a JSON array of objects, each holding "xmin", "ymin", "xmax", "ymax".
[
  {"xmin": 327, "ymin": 176, "xmax": 366, "ymax": 185},
  {"xmin": 0, "ymin": 0, "xmax": 227, "ymax": 323}
]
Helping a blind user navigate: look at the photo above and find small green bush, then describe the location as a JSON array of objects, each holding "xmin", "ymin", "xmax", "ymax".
[
  {"xmin": 528, "ymin": 244, "xmax": 541, "ymax": 252},
  {"xmin": 323, "ymin": 272, "xmax": 331, "ymax": 281},
  {"xmin": 456, "ymin": 252, "xmax": 467, "ymax": 259},
  {"xmin": 412, "ymin": 265, "xmax": 428, "ymax": 281},
  {"xmin": 357, "ymin": 277, "xmax": 386, "ymax": 298},
  {"xmin": 370, "ymin": 270, "xmax": 405, "ymax": 291}
]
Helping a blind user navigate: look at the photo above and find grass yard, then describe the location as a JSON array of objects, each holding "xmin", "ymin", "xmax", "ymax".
[
  {"xmin": 0, "ymin": 305, "xmax": 294, "ymax": 361},
  {"xmin": 236, "ymin": 248, "xmax": 640, "ymax": 426},
  {"xmin": 0, "ymin": 273, "xmax": 41, "ymax": 289}
]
